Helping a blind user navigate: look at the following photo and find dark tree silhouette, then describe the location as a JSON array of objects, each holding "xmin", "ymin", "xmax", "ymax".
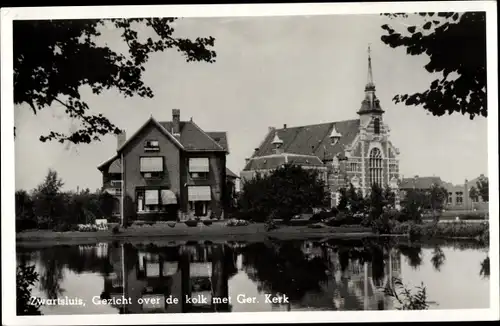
[
  {"xmin": 380, "ymin": 12, "xmax": 486, "ymax": 119},
  {"xmin": 476, "ymin": 178, "xmax": 489, "ymax": 202},
  {"xmin": 14, "ymin": 18, "xmax": 216, "ymax": 144}
]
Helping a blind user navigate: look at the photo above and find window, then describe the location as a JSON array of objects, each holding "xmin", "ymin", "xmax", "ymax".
[
  {"xmin": 188, "ymin": 186, "xmax": 211, "ymax": 217},
  {"xmin": 389, "ymin": 162, "xmax": 398, "ymax": 174},
  {"xmin": 144, "ymin": 140, "xmax": 160, "ymax": 152},
  {"xmin": 348, "ymin": 162, "xmax": 359, "ymax": 172},
  {"xmin": 136, "ymin": 188, "xmax": 177, "ymax": 212},
  {"xmin": 456, "ymin": 191, "xmax": 463, "ymax": 205},
  {"xmin": 374, "ymin": 118, "xmax": 381, "ymax": 135},
  {"xmin": 189, "ymin": 158, "xmax": 209, "ymax": 180},
  {"xmin": 140, "ymin": 157, "xmax": 163, "ymax": 178},
  {"xmin": 447, "ymin": 192, "xmax": 453, "ymax": 204},
  {"xmin": 369, "ymin": 148, "xmax": 383, "ymax": 186}
]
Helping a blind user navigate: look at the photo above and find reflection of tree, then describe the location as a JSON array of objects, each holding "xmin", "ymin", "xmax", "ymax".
[
  {"xmin": 398, "ymin": 245, "xmax": 423, "ymax": 269},
  {"xmin": 480, "ymin": 256, "xmax": 489, "ymax": 278},
  {"xmin": 430, "ymin": 246, "xmax": 446, "ymax": 272},
  {"xmin": 242, "ymin": 241, "xmax": 329, "ymax": 302},
  {"xmin": 38, "ymin": 248, "xmax": 66, "ymax": 299}
]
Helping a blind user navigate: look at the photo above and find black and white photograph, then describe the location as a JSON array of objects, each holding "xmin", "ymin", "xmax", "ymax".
[{"xmin": 1, "ymin": 2, "xmax": 498, "ymax": 325}]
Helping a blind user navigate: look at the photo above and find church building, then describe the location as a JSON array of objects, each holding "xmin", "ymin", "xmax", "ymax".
[{"xmin": 240, "ymin": 47, "xmax": 401, "ymax": 207}]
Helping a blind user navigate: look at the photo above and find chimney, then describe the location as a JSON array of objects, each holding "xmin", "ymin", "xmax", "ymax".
[
  {"xmin": 116, "ymin": 130, "xmax": 126, "ymax": 149},
  {"xmin": 172, "ymin": 109, "xmax": 180, "ymax": 135},
  {"xmin": 283, "ymin": 124, "xmax": 287, "ymax": 130}
]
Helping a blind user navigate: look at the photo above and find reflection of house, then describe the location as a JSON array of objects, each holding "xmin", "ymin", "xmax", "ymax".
[
  {"xmin": 97, "ymin": 109, "xmax": 232, "ymax": 225},
  {"xmin": 102, "ymin": 242, "xmax": 234, "ymax": 314},
  {"xmin": 241, "ymin": 48, "xmax": 400, "ymax": 206}
]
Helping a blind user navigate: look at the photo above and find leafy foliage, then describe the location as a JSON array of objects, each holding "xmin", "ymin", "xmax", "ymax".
[
  {"xmin": 380, "ymin": 12, "xmax": 486, "ymax": 119},
  {"xmin": 469, "ymin": 186, "xmax": 479, "ymax": 202},
  {"xmin": 238, "ymin": 164, "xmax": 329, "ymax": 222},
  {"xmin": 385, "ymin": 277, "xmax": 430, "ymax": 310},
  {"xmin": 14, "ymin": 18, "xmax": 216, "ymax": 144},
  {"xmin": 16, "ymin": 169, "xmax": 120, "ymax": 231},
  {"xmin": 17, "ymin": 264, "xmax": 42, "ymax": 315},
  {"xmin": 476, "ymin": 178, "xmax": 489, "ymax": 202},
  {"xmin": 480, "ymin": 256, "xmax": 490, "ymax": 278}
]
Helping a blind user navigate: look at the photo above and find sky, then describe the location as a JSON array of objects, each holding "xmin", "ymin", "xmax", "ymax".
[{"xmin": 14, "ymin": 14, "xmax": 488, "ymax": 191}]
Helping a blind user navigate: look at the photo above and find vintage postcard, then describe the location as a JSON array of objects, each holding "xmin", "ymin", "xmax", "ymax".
[{"xmin": 1, "ymin": 2, "xmax": 498, "ymax": 325}]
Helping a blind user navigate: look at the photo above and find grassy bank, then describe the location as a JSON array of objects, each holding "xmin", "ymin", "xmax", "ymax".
[
  {"xmin": 392, "ymin": 221, "xmax": 489, "ymax": 241},
  {"xmin": 16, "ymin": 222, "xmax": 373, "ymax": 247}
]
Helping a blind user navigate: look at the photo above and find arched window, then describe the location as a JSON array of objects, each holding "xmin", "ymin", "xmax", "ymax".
[
  {"xmin": 374, "ymin": 118, "xmax": 380, "ymax": 135},
  {"xmin": 369, "ymin": 148, "xmax": 383, "ymax": 187}
]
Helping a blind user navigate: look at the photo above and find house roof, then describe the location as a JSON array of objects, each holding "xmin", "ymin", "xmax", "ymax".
[
  {"xmin": 98, "ymin": 116, "xmax": 228, "ymax": 173},
  {"xmin": 159, "ymin": 121, "xmax": 227, "ymax": 152},
  {"xmin": 226, "ymin": 167, "xmax": 239, "ymax": 179},
  {"xmin": 243, "ymin": 152, "xmax": 325, "ymax": 171},
  {"xmin": 247, "ymin": 119, "xmax": 360, "ymax": 168},
  {"xmin": 399, "ymin": 176, "xmax": 443, "ymax": 190}
]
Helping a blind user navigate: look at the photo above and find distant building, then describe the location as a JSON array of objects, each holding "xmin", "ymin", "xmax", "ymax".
[
  {"xmin": 97, "ymin": 109, "xmax": 231, "ymax": 225},
  {"xmin": 241, "ymin": 47, "xmax": 401, "ymax": 207},
  {"xmin": 399, "ymin": 174, "xmax": 488, "ymax": 211}
]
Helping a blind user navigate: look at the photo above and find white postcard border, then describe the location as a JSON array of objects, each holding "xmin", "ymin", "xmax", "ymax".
[{"xmin": 2, "ymin": 1, "xmax": 499, "ymax": 325}]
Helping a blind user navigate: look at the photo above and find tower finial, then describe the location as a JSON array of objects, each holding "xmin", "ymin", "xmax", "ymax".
[{"xmin": 366, "ymin": 44, "xmax": 374, "ymax": 89}]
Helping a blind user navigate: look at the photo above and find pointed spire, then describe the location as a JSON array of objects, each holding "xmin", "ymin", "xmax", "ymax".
[
  {"xmin": 366, "ymin": 44, "xmax": 375, "ymax": 91},
  {"xmin": 358, "ymin": 45, "xmax": 384, "ymax": 115}
]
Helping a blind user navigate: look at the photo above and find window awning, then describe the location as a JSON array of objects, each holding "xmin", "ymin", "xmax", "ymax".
[
  {"xmin": 188, "ymin": 186, "xmax": 211, "ymax": 201},
  {"xmin": 161, "ymin": 189, "xmax": 177, "ymax": 205},
  {"xmin": 189, "ymin": 158, "xmax": 209, "ymax": 172}
]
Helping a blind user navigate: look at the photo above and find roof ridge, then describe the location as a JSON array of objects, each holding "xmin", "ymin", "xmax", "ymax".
[
  {"xmin": 276, "ymin": 118, "xmax": 359, "ymax": 131},
  {"xmin": 187, "ymin": 120, "xmax": 225, "ymax": 151}
]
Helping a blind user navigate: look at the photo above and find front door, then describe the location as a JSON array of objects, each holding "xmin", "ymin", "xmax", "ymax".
[{"xmin": 194, "ymin": 202, "xmax": 205, "ymax": 216}]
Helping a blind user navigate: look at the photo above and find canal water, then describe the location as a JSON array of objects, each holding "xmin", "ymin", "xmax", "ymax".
[{"xmin": 16, "ymin": 238, "xmax": 490, "ymax": 315}]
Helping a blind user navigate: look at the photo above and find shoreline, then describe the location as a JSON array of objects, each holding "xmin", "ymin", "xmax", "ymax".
[{"xmin": 16, "ymin": 224, "xmax": 375, "ymax": 248}]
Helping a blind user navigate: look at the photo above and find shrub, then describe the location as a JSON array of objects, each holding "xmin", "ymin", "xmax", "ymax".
[
  {"xmin": 265, "ymin": 219, "xmax": 279, "ymax": 231},
  {"xmin": 308, "ymin": 223, "xmax": 324, "ymax": 229},
  {"xmin": 112, "ymin": 225, "xmax": 120, "ymax": 234},
  {"xmin": 384, "ymin": 277, "xmax": 431, "ymax": 310},
  {"xmin": 167, "ymin": 222, "xmax": 176, "ymax": 228},
  {"xmin": 185, "ymin": 220, "xmax": 199, "ymax": 227},
  {"xmin": 225, "ymin": 219, "xmax": 249, "ymax": 227},
  {"xmin": 202, "ymin": 220, "xmax": 213, "ymax": 226},
  {"xmin": 77, "ymin": 224, "xmax": 98, "ymax": 232}
]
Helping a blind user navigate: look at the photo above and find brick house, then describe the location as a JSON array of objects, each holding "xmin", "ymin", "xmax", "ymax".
[
  {"xmin": 241, "ymin": 48, "xmax": 401, "ymax": 207},
  {"xmin": 97, "ymin": 109, "xmax": 232, "ymax": 225},
  {"xmin": 399, "ymin": 175, "xmax": 489, "ymax": 212}
]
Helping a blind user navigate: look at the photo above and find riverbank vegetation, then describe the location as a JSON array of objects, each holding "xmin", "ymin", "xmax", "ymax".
[{"xmin": 16, "ymin": 169, "xmax": 117, "ymax": 233}]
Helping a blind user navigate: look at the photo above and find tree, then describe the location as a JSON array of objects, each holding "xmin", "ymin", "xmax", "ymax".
[
  {"xmin": 476, "ymin": 178, "xmax": 489, "ymax": 202},
  {"xmin": 238, "ymin": 164, "xmax": 329, "ymax": 222},
  {"xmin": 380, "ymin": 12, "xmax": 486, "ymax": 119},
  {"xmin": 14, "ymin": 18, "xmax": 216, "ymax": 144},
  {"xmin": 429, "ymin": 184, "xmax": 448, "ymax": 217},
  {"xmin": 32, "ymin": 169, "xmax": 65, "ymax": 228},
  {"xmin": 469, "ymin": 186, "xmax": 479, "ymax": 202}
]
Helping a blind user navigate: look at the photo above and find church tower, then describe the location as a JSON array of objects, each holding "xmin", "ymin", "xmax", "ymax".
[{"xmin": 357, "ymin": 45, "xmax": 385, "ymax": 130}]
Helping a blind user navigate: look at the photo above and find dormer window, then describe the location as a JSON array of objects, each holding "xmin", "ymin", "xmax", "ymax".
[
  {"xmin": 329, "ymin": 125, "xmax": 342, "ymax": 145},
  {"xmin": 145, "ymin": 140, "xmax": 160, "ymax": 152}
]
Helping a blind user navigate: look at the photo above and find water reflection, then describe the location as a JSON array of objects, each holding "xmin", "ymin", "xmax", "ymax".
[{"xmin": 16, "ymin": 239, "xmax": 490, "ymax": 315}]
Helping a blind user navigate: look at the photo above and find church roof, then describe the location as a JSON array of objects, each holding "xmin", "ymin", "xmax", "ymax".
[
  {"xmin": 247, "ymin": 119, "xmax": 360, "ymax": 169},
  {"xmin": 243, "ymin": 152, "xmax": 325, "ymax": 171}
]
